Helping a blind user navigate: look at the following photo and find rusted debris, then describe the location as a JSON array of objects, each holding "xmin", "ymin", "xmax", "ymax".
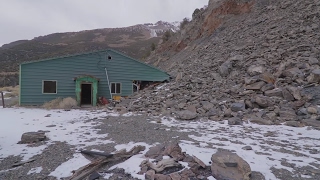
[{"xmin": 69, "ymin": 145, "xmax": 145, "ymax": 180}]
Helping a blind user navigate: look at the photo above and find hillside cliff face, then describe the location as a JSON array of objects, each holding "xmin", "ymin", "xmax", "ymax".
[{"xmin": 130, "ymin": 0, "xmax": 320, "ymax": 130}]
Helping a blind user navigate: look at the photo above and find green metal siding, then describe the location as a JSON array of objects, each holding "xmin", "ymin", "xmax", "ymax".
[{"xmin": 20, "ymin": 49, "xmax": 170, "ymax": 105}]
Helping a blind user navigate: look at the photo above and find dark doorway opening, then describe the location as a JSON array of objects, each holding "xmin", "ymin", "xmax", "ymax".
[{"xmin": 81, "ymin": 83, "xmax": 92, "ymax": 105}]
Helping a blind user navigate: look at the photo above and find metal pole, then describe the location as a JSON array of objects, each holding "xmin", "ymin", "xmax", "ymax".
[{"xmin": 1, "ymin": 91, "xmax": 4, "ymax": 108}]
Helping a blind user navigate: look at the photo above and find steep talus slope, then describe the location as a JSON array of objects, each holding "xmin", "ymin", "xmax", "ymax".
[{"xmin": 129, "ymin": 0, "xmax": 320, "ymax": 128}]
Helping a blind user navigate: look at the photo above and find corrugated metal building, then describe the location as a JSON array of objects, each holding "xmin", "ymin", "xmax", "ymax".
[{"xmin": 19, "ymin": 49, "xmax": 170, "ymax": 106}]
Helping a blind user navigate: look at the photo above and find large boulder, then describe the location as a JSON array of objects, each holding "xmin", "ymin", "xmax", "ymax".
[
  {"xmin": 18, "ymin": 131, "xmax": 47, "ymax": 144},
  {"xmin": 211, "ymin": 150, "xmax": 251, "ymax": 180},
  {"xmin": 176, "ymin": 110, "xmax": 197, "ymax": 120}
]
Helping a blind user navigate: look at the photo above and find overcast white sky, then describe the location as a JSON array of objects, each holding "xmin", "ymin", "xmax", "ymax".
[{"xmin": 0, "ymin": 0, "xmax": 208, "ymax": 46}]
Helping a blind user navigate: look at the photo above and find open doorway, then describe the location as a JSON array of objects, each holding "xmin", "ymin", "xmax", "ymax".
[{"xmin": 81, "ymin": 83, "xmax": 92, "ymax": 105}]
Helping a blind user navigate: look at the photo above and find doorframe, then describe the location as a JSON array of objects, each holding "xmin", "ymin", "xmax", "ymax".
[
  {"xmin": 74, "ymin": 75, "xmax": 99, "ymax": 106},
  {"xmin": 80, "ymin": 82, "xmax": 93, "ymax": 105}
]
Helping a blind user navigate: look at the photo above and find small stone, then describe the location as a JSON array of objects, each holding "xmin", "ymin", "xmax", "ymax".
[
  {"xmin": 230, "ymin": 102, "xmax": 246, "ymax": 112},
  {"xmin": 145, "ymin": 170, "xmax": 155, "ymax": 180},
  {"xmin": 176, "ymin": 110, "xmax": 197, "ymax": 120},
  {"xmin": 264, "ymin": 88, "xmax": 283, "ymax": 97},
  {"xmin": 255, "ymin": 96, "xmax": 271, "ymax": 108},
  {"xmin": 228, "ymin": 117, "xmax": 242, "ymax": 125},
  {"xmin": 285, "ymin": 121, "xmax": 302, "ymax": 127},
  {"xmin": 45, "ymin": 125, "xmax": 56, "ymax": 127},
  {"xmin": 245, "ymin": 81, "xmax": 266, "ymax": 90},
  {"xmin": 307, "ymin": 69, "xmax": 320, "ymax": 83},
  {"xmin": 282, "ymin": 88, "xmax": 295, "ymax": 101},
  {"xmin": 307, "ymin": 107, "xmax": 318, "ymax": 114},
  {"xmin": 44, "ymin": 114, "xmax": 51, "ymax": 117},
  {"xmin": 242, "ymin": 146, "xmax": 253, "ymax": 150}
]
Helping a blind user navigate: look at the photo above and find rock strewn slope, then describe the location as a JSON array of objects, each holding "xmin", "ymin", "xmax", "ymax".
[{"xmin": 128, "ymin": 0, "xmax": 320, "ymax": 127}]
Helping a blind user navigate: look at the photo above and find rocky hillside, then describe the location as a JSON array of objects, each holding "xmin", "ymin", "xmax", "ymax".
[
  {"xmin": 0, "ymin": 21, "xmax": 178, "ymax": 87},
  {"xmin": 128, "ymin": 0, "xmax": 320, "ymax": 128}
]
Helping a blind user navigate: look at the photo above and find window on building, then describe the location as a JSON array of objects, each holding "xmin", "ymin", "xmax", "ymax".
[
  {"xmin": 111, "ymin": 82, "xmax": 121, "ymax": 94},
  {"xmin": 43, "ymin": 80, "xmax": 57, "ymax": 94}
]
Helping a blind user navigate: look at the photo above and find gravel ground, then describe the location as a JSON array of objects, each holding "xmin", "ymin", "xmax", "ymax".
[{"xmin": 1, "ymin": 113, "xmax": 319, "ymax": 180}]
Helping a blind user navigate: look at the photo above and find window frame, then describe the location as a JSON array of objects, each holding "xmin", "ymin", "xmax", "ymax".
[
  {"xmin": 42, "ymin": 80, "xmax": 58, "ymax": 94},
  {"xmin": 110, "ymin": 82, "xmax": 121, "ymax": 94}
]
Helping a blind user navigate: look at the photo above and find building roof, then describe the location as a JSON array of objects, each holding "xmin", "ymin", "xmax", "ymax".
[{"xmin": 20, "ymin": 49, "xmax": 170, "ymax": 76}]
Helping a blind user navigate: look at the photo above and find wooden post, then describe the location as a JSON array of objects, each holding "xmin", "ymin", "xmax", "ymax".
[{"xmin": 1, "ymin": 91, "xmax": 4, "ymax": 108}]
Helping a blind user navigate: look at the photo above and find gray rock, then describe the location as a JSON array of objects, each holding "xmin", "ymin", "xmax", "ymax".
[
  {"xmin": 307, "ymin": 106, "xmax": 318, "ymax": 114},
  {"xmin": 245, "ymin": 81, "xmax": 266, "ymax": 90},
  {"xmin": 165, "ymin": 100, "xmax": 176, "ymax": 108},
  {"xmin": 211, "ymin": 150, "xmax": 251, "ymax": 180},
  {"xmin": 282, "ymin": 88, "xmax": 295, "ymax": 101},
  {"xmin": 308, "ymin": 57, "xmax": 319, "ymax": 65},
  {"xmin": 302, "ymin": 119, "xmax": 320, "ymax": 128},
  {"xmin": 46, "ymin": 125, "xmax": 56, "ymax": 127},
  {"xmin": 229, "ymin": 55, "xmax": 244, "ymax": 61},
  {"xmin": 247, "ymin": 65, "xmax": 265, "ymax": 76},
  {"xmin": 261, "ymin": 83, "xmax": 275, "ymax": 92},
  {"xmin": 282, "ymin": 68, "xmax": 303, "ymax": 78},
  {"xmin": 18, "ymin": 132, "xmax": 47, "ymax": 144},
  {"xmin": 230, "ymin": 102, "xmax": 245, "ymax": 112},
  {"xmin": 145, "ymin": 170, "xmax": 155, "ymax": 180},
  {"xmin": 244, "ymin": 77, "xmax": 259, "ymax": 85},
  {"xmin": 250, "ymin": 117, "xmax": 273, "ymax": 125},
  {"xmin": 287, "ymin": 86, "xmax": 302, "ymax": 100},
  {"xmin": 279, "ymin": 109, "xmax": 298, "ymax": 121},
  {"xmin": 285, "ymin": 121, "xmax": 302, "ymax": 127},
  {"xmin": 255, "ymin": 96, "xmax": 271, "ymax": 108},
  {"xmin": 207, "ymin": 108, "xmax": 219, "ymax": 116},
  {"xmin": 228, "ymin": 117, "xmax": 242, "ymax": 125},
  {"xmin": 201, "ymin": 101, "xmax": 214, "ymax": 111},
  {"xmin": 242, "ymin": 146, "xmax": 253, "ymax": 150},
  {"xmin": 264, "ymin": 88, "xmax": 283, "ymax": 97},
  {"xmin": 145, "ymin": 144, "xmax": 165, "ymax": 159},
  {"xmin": 307, "ymin": 69, "xmax": 320, "ymax": 83},
  {"xmin": 176, "ymin": 110, "xmax": 197, "ymax": 120},
  {"xmin": 219, "ymin": 61, "xmax": 232, "ymax": 77}
]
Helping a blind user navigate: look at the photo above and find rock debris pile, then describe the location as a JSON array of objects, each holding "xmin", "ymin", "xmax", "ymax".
[{"xmin": 122, "ymin": 0, "xmax": 320, "ymax": 129}]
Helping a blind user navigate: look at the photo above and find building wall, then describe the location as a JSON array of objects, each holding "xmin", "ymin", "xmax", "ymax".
[{"xmin": 20, "ymin": 49, "xmax": 170, "ymax": 105}]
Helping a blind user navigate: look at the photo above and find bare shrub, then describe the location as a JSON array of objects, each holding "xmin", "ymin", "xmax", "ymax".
[
  {"xmin": 0, "ymin": 85, "xmax": 19, "ymax": 97},
  {"xmin": 42, "ymin": 97, "xmax": 77, "ymax": 110},
  {"xmin": 58, "ymin": 97, "xmax": 77, "ymax": 109},
  {"xmin": 42, "ymin": 98, "xmax": 63, "ymax": 110}
]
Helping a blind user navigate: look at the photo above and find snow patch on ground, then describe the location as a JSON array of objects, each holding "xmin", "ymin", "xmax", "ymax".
[
  {"xmin": 27, "ymin": 167, "xmax": 43, "ymax": 175},
  {"xmin": 159, "ymin": 116, "xmax": 320, "ymax": 180},
  {"xmin": 49, "ymin": 153, "xmax": 91, "ymax": 179},
  {"xmin": 0, "ymin": 107, "xmax": 114, "ymax": 161}
]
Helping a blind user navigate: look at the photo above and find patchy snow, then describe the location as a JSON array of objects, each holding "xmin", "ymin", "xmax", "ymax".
[
  {"xmin": 0, "ymin": 107, "xmax": 113, "ymax": 161},
  {"xmin": 27, "ymin": 166, "xmax": 43, "ymax": 175},
  {"xmin": 1, "ymin": 91, "xmax": 12, "ymax": 99},
  {"xmin": 150, "ymin": 29, "xmax": 157, "ymax": 37},
  {"xmin": 49, "ymin": 153, "xmax": 91, "ymax": 179},
  {"xmin": 109, "ymin": 142, "xmax": 153, "ymax": 179},
  {"xmin": 1, "ymin": 106, "xmax": 319, "ymax": 179},
  {"xmin": 158, "ymin": 116, "xmax": 320, "ymax": 180}
]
